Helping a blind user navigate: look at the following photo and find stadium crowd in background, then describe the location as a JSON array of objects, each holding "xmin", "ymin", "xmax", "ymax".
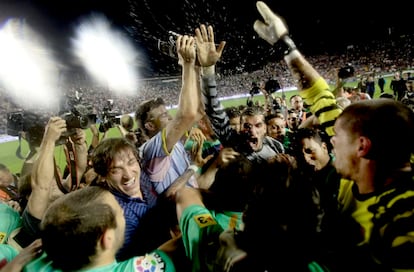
[{"xmin": 0, "ymin": 27, "xmax": 413, "ymax": 135}]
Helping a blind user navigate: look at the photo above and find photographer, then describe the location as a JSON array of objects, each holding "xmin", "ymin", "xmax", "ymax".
[
  {"xmin": 98, "ymin": 99, "xmax": 122, "ymax": 134},
  {"xmin": 6, "ymin": 111, "xmax": 47, "ymax": 178},
  {"xmin": 14, "ymin": 116, "xmax": 88, "ymax": 249}
]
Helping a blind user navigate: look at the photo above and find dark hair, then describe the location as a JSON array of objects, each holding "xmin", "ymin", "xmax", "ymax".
[
  {"xmin": 238, "ymin": 154, "xmax": 316, "ymax": 271},
  {"xmin": 41, "ymin": 186, "xmax": 117, "ymax": 271},
  {"xmin": 265, "ymin": 112, "xmax": 284, "ymax": 124},
  {"xmin": 289, "ymin": 94, "xmax": 302, "ymax": 103},
  {"xmin": 134, "ymin": 97, "xmax": 165, "ymax": 135},
  {"xmin": 225, "ymin": 106, "xmax": 242, "ymax": 119},
  {"xmin": 292, "ymin": 127, "xmax": 333, "ymax": 153},
  {"xmin": 25, "ymin": 122, "xmax": 47, "ymax": 148},
  {"xmin": 287, "ymin": 108, "xmax": 296, "ymax": 115},
  {"xmin": 241, "ymin": 105, "xmax": 265, "ymax": 119},
  {"xmin": 92, "ymin": 137, "xmax": 139, "ymax": 177},
  {"xmin": 205, "ymin": 153, "xmax": 255, "ymax": 212}
]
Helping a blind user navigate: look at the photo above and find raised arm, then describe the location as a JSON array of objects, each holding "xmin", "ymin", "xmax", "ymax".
[
  {"xmin": 89, "ymin": 124, "xmax": 100, "ymax": 149},
  {"xmin": 197, "ymin": 147, "xmax": 240, "ymax": 190},
  {"xmin": 164, "ymin": 35, "xmax": 201, "ymax": 151},
  {"xmin": 254, "ymin": 1, "xmax": 342, "ymax": 136},
  {"xmin": 28, "ymin": 117, "xmax": 66, "ymax": 219},
  {"xmin": 195, "ymin": 24, "xmax": 237, "ymax": 146}
]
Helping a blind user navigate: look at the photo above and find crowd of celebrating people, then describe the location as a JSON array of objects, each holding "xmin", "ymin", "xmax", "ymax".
[
  {"xmin": 1, "ymin": 1, "xmax": 414, "ymax": 271},
  {"xmin": 0, "ymin": 17, "xmax": 413, "ymax": 135}
]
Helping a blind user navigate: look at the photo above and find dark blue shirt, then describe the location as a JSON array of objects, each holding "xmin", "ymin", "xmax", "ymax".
[{"xmin": 110, "ymin": 180, "xmax": 158, "ymax": 260}]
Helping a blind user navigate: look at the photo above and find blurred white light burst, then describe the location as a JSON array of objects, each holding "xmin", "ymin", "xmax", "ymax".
[
  {"xmin": 71, "ymin": 14, "xmax": 141, "ymax": 96},
  {"xmin": 0, "ymin": 18, "xmax": 60, "ymax": 111}
]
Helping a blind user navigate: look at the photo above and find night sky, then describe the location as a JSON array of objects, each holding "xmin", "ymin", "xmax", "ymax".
[{"xmin": 0, "ymin": 0, "xmax": 411, "ymax": 77}]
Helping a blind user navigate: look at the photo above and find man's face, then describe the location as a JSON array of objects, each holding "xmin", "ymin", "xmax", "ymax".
[
  {"xmin": 266, "ymin": 117, "xmax": 286, "ymax": 141},
  {"xmin": 330, "ymin": 118, "xmax": 358, "ymax": 179},
  {"xmin": 287, "ymin": 112, "xmax": 299, "ymax": 130},
  {"xmin": 301, "ymin": 138, "xmax": 330, "ymax": 171},
  {"xmin": 290, "ymin": 96, "xmax": 303, "ymax": 111},
  {"xmin": 406, "ymin": 80, "xmax": 413, "ymax": 92},
  {"xmin": 148, "ymin": 105, "xmax": 172, "ymax": 133},
  {"xmin": 240, "ymin": 114, "xmax": 267, "ymax": 151},
  {"xmin": 105, "ymin": 149, "xmax": 142, "ymax": 198},
  {"xmin": 229, "ymin": 116, "xmax": 241, "ymax": 133}
]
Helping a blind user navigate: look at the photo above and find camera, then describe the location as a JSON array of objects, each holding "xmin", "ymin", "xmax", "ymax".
[
  {"xmin": 157, "ymin": 30, "xmax": 218, "ymax": 60},
  {"xmin": 249, "ymin": 81, "xmax": 261, "ymax": 96},
  {"xmin": 157, "ymin": 31, "xmax": 179, "ymax": 59},
  {"xmin": 6, "ymin": 110, "xmax": 47, "ymax": 136},
  {"xmin": 7, "ymin": 111, "xmax": 27, "ymax": 136},
  {"xmin": 61, "ymin": 103, "xmax": 96, "ymax": 130},
  {"xmin": 99, "ymin": 113, "xmax": 121, "ymax": 132},
  {"xmin": 54, "ymin": 104, "xmax": 96, "ymax": 146},
  {"xmin": 99, "ymin": 99, "xmax": 121, "ymax": 133},
  {"xmin": 265, "ymin": 79, "xmax": 281, "ymax": 93},
  {"xmin": 6, "ymin": 111, "xmax": 48, "ymax": 147},
  {"xmin": 338, "ymin": 65, "xmax": 355, "ymax": 79},
  {"xmin": 272, "ymin": 99, "xmax": 281, "ymax": 111},
  {"xmin": 60, "ymin": 112, "xmax": 96, "ymax": 130},
  {"xmin": 59, "ymin": 102, "xmax": 97, "ymax": 140}
]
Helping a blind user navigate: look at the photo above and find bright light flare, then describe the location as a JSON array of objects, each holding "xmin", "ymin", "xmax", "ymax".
[
  {"xmin": 71, "ymin": 14, "xmax": 141, "ymax": 96},
  {"xmin": 0, "ymin": 18, "xmax": 60, "ymax": 111}
]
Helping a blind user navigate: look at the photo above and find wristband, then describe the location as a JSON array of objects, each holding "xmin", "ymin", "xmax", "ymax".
[
  {"xmin": 274, "ymin": 35, "xmax": 297, "ymax": 56},
  {"xmin": 187, "ymin": 164, "xmax": 200, "ymax": 173},
  {"xmin": 202, "ymin": 65, "xmax": 215, "ymax": 76},
  {"xmin": 281, "ymin": 35, "xmax": 297, "ymax": 53}
]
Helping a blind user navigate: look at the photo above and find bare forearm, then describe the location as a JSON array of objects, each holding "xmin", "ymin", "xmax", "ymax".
[
  {"xmin": 164, "ymin": 168, "xmax": 197, "ymax": 200},
  {"xmin": 74, "ymin": 142, "xmax": 88, "ymax": 180},
  {"xmin": 177, "ymin": 63, "xmax": 199, "ymax": 121},
  {"xmin": 90, "ymin": 133, "xmax": 100, "ymax": 148},
  {"xmin": 31, "ymin": 141, "xmax": 55, "ymax": 190},
  {"xmin": 29, "ymin": 140, "xmax": 55, "ymax": 219},
  {"xmin": 165, "ymin": 64, "xmax": 199, "ymax": 150},
  {"xmin": 197, "ymin": 161, "xmax": 219, "ymax": 189}
]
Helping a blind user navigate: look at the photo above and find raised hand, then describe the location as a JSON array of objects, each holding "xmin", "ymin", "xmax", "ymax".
[
  {"xmin": 70, "ymin": 128, "xmax": 86, "ymax": 145},
  {"xmin": 215, "ymin": 147, "xmax": 240, "ymax": 169},
  {"xmin": 44, "ymin": 117, "xmax": 67, "ymax": 143},
  {"xmin": 188, "ymin": 127, "xmax": 213, "ymax": 168},
  {"xmin": 176, "ymin": 35, "xmax": 196, "ymax": 66},
  {"xmin": 253, "ymin": 1, "xmax": 289, "ymax": 45},
  {"xmin": 195, "ymin": 24, "xmax": 226, "ymax": 67}
]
